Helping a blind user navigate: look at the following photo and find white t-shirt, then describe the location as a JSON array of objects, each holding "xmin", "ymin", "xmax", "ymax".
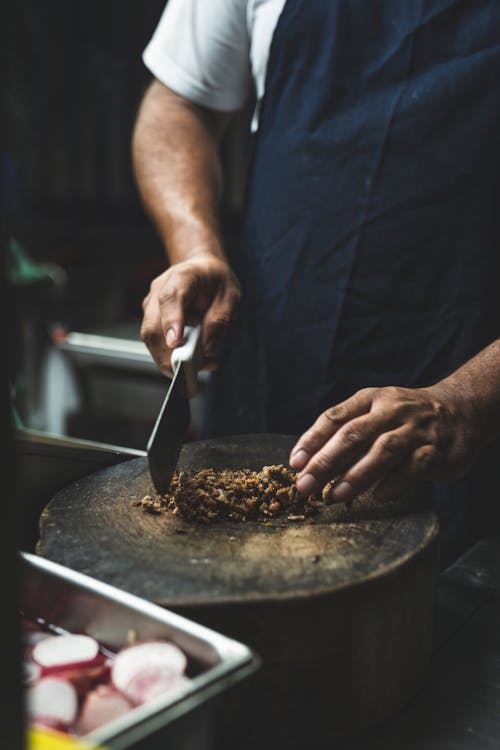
[{"xmin": 143, "ymin": 0, "xmax": 286, "ymax": 130}]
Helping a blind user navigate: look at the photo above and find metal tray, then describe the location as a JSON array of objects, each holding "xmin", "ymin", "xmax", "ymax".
[{"xmin": 21, "ymin": 552, "xmax": 259, "ymax": 750}]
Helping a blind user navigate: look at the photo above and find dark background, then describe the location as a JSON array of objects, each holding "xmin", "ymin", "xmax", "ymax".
[
  {"xmin": 2, "ymin": 0, "xmax": 251, "ymax": 446},
  {"xmin": 3, "ymin": 0, "xmax": 250, "ymax": 331},
  {"xmin": 3, "ymin": 0, "xmax": 166, "ymax": 330}
]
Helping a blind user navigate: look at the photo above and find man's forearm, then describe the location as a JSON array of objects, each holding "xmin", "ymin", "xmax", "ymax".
[
  {"xmin": 134, "ymin": 80, "xmax": 241, "ymax": 372},
  {"xmin": 431, "ymin": 338, "xmax": 500, "ymax": 448},
  {"xmin": 132, "ymin": 80, "xmax": 230, "ymax": 264}
]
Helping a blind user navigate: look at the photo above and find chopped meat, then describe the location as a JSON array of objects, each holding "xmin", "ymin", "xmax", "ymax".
[{"xmin": 135, "ymin": 464, "xmax": 325, "ymax": 524}]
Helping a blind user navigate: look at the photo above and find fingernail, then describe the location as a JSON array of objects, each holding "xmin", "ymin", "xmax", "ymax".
[
  {"xmin": 297, "ymin": 473, "xmax": 318, "ymax": 495},
  {"xmin": 331, "ymin": 481, "xmax": 353, "ymax": 503},
  {"xmin": 166, "ymin": 328, "xmax": 177, "ymax": 347},
  {"xmin": 290, "ymin": 449, "xmax": 309, "ymax": 470}
]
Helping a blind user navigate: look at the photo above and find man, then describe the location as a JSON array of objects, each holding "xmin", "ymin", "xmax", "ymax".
[{"xmin": 133, "ymin": 0, "xmax": 500, "ymax": 567}]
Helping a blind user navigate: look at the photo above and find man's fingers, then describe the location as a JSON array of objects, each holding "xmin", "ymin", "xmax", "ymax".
[
  {"xmin": 157, "ymin": 277, "xmax": 190, "ymax": 351},
  {"xmin": 201, "ymin": 286, "xmax": 239, "ymax": 361},
  {"xmin": 290, "ymin": 388, "xmax": 376, "ymax": 471},
  {"xmin": 296, "ymin": 414, "xmax": 407, "ymax": 494},
  {"xmin": 155, "ymin": 271, "xmax": 201, "ymax": 370},
  {"xmin": 142, "ymin": 259, "xmax": 241, "ymax": 377},
  {"xmin": 347, "ymin": 443, "xmax": 439, "ymax": 506},
  {"xmin": 372, "ymin": 465, "xmax": 412, "ymax": 504},
  {"xmin": 140, "ymin": 296, "xmax": 172, "ymax": 376},
  {"xmin": 373, "ymin": 444, "xmax": 439, "ymax": 503},
  {"xmin": 327, "ymin": 425, "xmax": 418, "ymax": 503}
]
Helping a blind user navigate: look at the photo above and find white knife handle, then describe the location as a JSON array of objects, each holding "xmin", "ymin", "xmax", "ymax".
[{"xmin": 171, "ymin": 324, "xmax": 201, "ymax": 398}]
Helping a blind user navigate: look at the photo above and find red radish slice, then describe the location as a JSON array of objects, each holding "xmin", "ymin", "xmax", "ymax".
[
  {"xmin": 41, "ymin": 657, "xmax": 110, "ymax": 696},
  {"xmin": 111, "ymin": 642, "xmax": 187, "ymax": 704},
  {"xmin": 27, "ymin": 677, "xmax": 78, "ymax": 728},
  {"xmin": 40, "ymin": 653, "xmax": 106, "ymax": 677},
  {"xmin": 33, "ymin": 634, "xmax": 99, "ymax": 668},
  {"xmin": 77, "ymin": 685, "xmax": 132, "ymax": 735}
]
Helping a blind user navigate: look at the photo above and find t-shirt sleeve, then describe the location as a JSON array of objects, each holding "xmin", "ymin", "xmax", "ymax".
[{"xmin": 143, "ymin": 0, "xmax": 252, "ymax": 112}]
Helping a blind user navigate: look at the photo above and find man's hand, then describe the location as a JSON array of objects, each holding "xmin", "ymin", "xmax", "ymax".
[
  {"xmin": 133, "ymin": 80, "xmax": 239, "ymax": 376},
  {"xmin": 141, "ymin": 256, "xmax": 241, "ymax": 376},
  {"xmin": 289, "ymin": 384, "xmax": 478, "ymax": 504}
]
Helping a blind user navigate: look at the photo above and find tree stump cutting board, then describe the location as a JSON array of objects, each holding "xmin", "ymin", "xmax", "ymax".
[{"xmin": 38, "ymin": 435, "xmax": 439, "ymax": 749}]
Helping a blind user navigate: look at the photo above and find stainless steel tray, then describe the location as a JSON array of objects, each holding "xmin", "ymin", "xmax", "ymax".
[{"xmin": 21, "ymin": 552, "xmax": 259, "ymax": 750}]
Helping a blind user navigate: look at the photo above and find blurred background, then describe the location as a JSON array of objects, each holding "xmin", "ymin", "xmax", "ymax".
[
  {"xmin": 1, "ymin": 5, "xmax": 253, "ymax": 740},
  {"xmin": 3, "ymin": 0, "xmax": 251, "ymax": 450}
]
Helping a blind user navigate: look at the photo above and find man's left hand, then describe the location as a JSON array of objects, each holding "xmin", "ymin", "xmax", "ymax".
[{"xmin": 289, "ymin": 384, "xmax": 477, "ymax": 504}]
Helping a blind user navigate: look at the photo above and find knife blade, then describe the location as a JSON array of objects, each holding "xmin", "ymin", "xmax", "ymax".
[{"xmin": 147, "ymin": 325, "xmax": 201, "ymax": 495}]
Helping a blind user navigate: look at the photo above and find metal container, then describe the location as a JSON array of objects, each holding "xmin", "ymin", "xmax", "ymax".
[{"xmin": 21, "ymin": 552, "xmax": 259, "ymax": 750}]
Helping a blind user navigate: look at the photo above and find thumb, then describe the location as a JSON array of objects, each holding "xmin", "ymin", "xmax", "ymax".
[{"xmin": 160, "ymin": 303, "xmax": 185, "ymax": 351}]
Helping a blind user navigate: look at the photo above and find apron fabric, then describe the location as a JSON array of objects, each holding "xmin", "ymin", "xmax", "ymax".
[{"xmin": 203, "ymin": 0, "xmax": 500, "ymax": 567}]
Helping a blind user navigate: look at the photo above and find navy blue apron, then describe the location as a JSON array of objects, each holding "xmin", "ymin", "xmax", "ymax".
[{"xmin": 203, "ymin": 0, "xmax": 500, "ymax": 567}]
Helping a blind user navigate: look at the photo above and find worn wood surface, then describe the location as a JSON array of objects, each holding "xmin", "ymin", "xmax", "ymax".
[
  {"xmin": 38, "ymin": 434, "xmax": 436, "ymax": 606},
  {"xmin": 37, "ymin": 434, "xmax": 440, "ymax": 749}
]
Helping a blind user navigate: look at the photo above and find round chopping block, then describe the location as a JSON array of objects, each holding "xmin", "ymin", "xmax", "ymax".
[{"xmin": 37, "ymin": 435, "xmax": 439, "ymax": 750}]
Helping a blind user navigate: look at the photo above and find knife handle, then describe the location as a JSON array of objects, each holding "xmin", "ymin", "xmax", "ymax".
[{"xmin": 171, "ymin": 324, "xmax": 201, "ymax": 398}]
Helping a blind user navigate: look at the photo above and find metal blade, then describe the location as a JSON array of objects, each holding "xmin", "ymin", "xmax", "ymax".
[{"xmin": 147, "ymin": 363, "xmax": 190, "ymax": 495}]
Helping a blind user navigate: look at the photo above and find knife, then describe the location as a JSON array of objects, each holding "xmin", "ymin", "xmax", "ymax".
[{"xmin": 147, "ymin": 325, "xmax": 201, "ymax": 495}]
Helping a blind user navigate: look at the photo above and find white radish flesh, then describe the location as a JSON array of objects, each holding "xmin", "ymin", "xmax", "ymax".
[
  {"xmin": 125, "ymin": 670, "xmax": 190, "ymax": 705},
  {"xmin": 33, "ymin": 634, "xmax": 99, "ymax": 668},
  {"xmin": 24, "ymin": 633, "xmax": 55, "ymax": 665},
  {"xmin": 27, "ymin": 677, "xmax": 78, "ymax": 728},
  {"xmin": 111, "ymin": 642, "xmax": 187, "ymax": 704},
  {"xmin": 77, "ymin": 685, "xmax": 132, "ymax": 735}
]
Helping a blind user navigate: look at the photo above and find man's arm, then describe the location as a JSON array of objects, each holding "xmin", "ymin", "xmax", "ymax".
[
  {"xmin": 133, "ymin": 79, "xmax": 241, "ymax": 374},
  {"xmin": 290, "ymin": 340, "xmax": 500, "ymax": 503}
]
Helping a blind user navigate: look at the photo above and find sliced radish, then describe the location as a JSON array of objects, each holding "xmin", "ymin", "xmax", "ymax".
[
  {"xmin": 24, "ymin": 633, "xmax": 55, "ymax": 666},
  {"xmin": 111, "ymin": 642, "xmax": 187, "ymax": 704},
  {"xmin": 27, "ymin": 677, "xmax": 78, "ymax": 728},
  {"xmin": 77, "ymin": 685, "xmax": 132, "ymax": 735},
  {"xmin": 40, "ymin": 653, "xmax": 106, "ymax": 677},
  {"xmin": 125, "ymin": 670, "xmax": 190, "ymax": 705},
  {"xmin": 42, "ymin": 657, "xmax": 110, "ymax": 696},
  {"xmin": 33, "ymin": 634, "xmax": 99, "ymax": 669}
]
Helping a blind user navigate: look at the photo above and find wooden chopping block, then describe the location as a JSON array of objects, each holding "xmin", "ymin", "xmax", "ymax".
[{"xmin": 37, "ymin": 435, "xmax": 439, "ymax": 750}]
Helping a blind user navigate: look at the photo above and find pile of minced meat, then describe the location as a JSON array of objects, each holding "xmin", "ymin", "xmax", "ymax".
[{"xmin": 133, "ymin": 464, "xmax": 333, "ymax": 524}]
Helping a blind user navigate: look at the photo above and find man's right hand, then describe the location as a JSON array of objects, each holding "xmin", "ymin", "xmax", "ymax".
[
  {"xmin": 133, "ymin": 80, "xmax": 240, "ymax": 375},
  {"xmin": 140, "ymin": 255, "xmax": 241, "ymax": 376}
]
